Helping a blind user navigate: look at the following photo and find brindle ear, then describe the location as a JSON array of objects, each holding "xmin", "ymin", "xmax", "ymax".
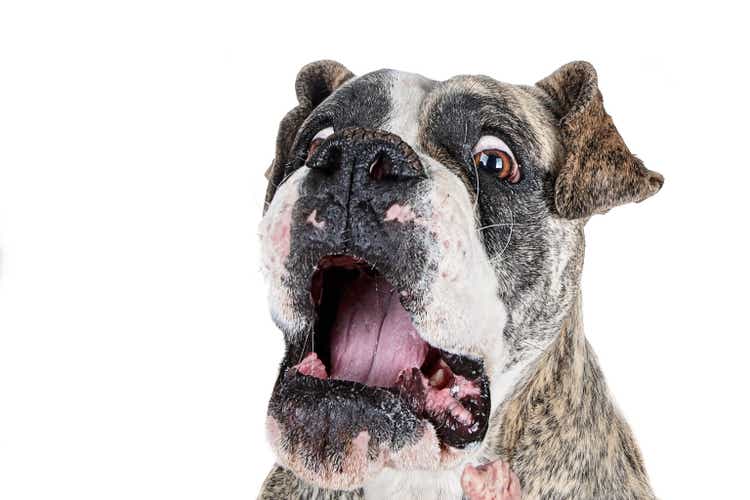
[
  {"xmin": 536, "ymin": 61, "xmax": 664, "ymax": 219},
  {"xmin": 264, "ymin": 60, "xmax": 354, "ymax": 207}
]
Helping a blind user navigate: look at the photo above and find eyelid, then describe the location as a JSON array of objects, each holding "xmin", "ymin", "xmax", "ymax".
[
  {"xmin": 472, "ymin": 135, "xmax": 516, "ymax": 162},
  {"xmin": 312, "ymin": 126, "xmax": 334, "ymax": 142}
]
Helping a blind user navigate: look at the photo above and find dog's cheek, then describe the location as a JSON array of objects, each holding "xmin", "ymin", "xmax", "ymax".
[
  {"xmin": 412, "ymin": 162, "xmax": 507, "ymax": 364},
  {"xmin": 258, "ymin": 167, "xmax": 307, "ymax": 334}
]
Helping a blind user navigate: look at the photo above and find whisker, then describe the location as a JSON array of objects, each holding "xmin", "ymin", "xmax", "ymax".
[
  {"xmin": 472, "ymin": 160, "xmax": 481, "ymax": 215},
  {"xmin": 496, "ymin": 202, "xmax": 514, "ymax": 258},
  {"xmin": 298, "ymin": 325, "xmax": 314, "ymax": 364},
  {"xmin": 461, "ymin": 121, "xmax": 483, "ymax": 216},
  {"xmin": 478, "ymin": 222, "xmax": 541, "ymax": 231}
]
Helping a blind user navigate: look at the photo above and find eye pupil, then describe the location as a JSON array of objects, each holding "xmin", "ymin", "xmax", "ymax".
[
  {"xmin": 476, "ymin": 150, "xmax": 506, "ymax": 172},
  {"xmin": 480, "ymin": 152, "xmax": 499, "ymax": 170}
]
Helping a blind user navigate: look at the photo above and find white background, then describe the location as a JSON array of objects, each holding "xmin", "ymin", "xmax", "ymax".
[{"xmin": 0, "ymin": 1, "xmax": 747, "ymax": 498}]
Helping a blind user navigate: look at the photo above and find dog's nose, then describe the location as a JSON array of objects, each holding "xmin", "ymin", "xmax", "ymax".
[{"xmin": 307, "ymin": 127, "xmax": 426, "ymax": 181}]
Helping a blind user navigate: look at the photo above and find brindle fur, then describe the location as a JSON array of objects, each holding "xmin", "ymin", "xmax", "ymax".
[
  {"xmin": 487, "ymin": 295, "xmax": 654, "ymax": 499},
  {"xmin": 537, "ymin": 62, "xmax": 664, "ymax": 219},
  {"xmin": 259, "ymin": 466, "xmax": 363, "ymax": 499}
]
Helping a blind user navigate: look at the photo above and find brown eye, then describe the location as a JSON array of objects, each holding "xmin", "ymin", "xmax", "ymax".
[
  {"xmin": 306, "ymin": 126, "xmax": 334, "ymax": 162},
  {"xmin": 471, "ymin": 136, "xmax": 521, "ymax": 184}
]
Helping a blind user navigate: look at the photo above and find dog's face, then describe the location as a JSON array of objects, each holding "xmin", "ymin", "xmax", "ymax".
[{"xmin": 259, "ymin": 61, "xmax": 662, "ymax": 490}]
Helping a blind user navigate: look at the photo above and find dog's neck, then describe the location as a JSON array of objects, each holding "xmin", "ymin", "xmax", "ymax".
[
  {"xmin": 487, "ymin": 293, "xmax": 589, "ymax": 454},
  {"xmin": 482, "ymin": 294, "xmax": 655, "ymax": 498}
]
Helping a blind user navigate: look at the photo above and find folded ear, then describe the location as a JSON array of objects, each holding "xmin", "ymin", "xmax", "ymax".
[
  {"xmin": 537, "ymin": 61, "xmax": 664, "ymax": 219},
  {"xmin": 264, "ymin": 60, "xmax": 354, "ymax": 207}
]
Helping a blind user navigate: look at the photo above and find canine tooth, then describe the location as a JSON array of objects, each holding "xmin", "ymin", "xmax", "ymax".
[{"xmin": 429, "ymin": 367, "xmax": 450, "ymax": 388}]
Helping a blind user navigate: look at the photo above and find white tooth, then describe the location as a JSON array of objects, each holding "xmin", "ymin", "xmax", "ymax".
[{"xmin": 429, "ymin": 368, "xmax": 448, "ymax": 387}]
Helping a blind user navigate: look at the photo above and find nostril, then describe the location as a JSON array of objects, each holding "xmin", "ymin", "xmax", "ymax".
[{"xmin": 369, "ymin": 154, "xmax": 393, "ymax": 181}]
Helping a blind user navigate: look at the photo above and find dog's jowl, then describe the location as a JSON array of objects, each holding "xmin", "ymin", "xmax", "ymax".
[{"xmin": 257, "ymin": 61, "xmax": 663, "ymax": 499}]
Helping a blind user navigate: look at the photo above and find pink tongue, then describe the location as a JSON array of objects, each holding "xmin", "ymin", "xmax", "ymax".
[{"xmin": 329, "ymin": 273, "xmax": 428, "ymax": 387}]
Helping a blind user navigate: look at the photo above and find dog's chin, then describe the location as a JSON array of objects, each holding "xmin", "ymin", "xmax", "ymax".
[{"xmin": 266, "ymin": 255, "xmax": 491, "ymax": 490}]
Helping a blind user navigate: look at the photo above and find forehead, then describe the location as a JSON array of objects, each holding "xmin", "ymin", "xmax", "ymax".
[{"xmin": 318, "ymin": 69, "xmax": 558, "ymax": 165}]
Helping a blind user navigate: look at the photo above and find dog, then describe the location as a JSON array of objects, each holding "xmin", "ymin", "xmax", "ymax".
[{"xmin": 257, "ymin": 60, "xmax": 663, "ymax": 499}]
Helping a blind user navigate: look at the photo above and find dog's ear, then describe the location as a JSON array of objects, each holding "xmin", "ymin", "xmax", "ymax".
[
  {"xmin": 536, "ymin": 61, "xmax": 664, "ymax": 219},
  {"xmin": 264, "ymin": 60, "xmax": 354, "ymax": 207}
]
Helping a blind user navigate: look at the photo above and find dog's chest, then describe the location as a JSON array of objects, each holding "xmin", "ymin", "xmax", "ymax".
[{"xmin": 362, "ymin": 467, "xmax": 464, "ymax": 500}]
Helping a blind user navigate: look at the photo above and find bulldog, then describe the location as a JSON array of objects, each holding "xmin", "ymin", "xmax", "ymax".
[{"xmin": 257, "ymin": 60, "xmax": 663, "ymax": 499}]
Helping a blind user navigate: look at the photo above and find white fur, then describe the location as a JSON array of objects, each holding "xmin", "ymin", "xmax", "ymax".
[
  {"xmin": 364, "ymin": 466, "xmax": 467, "ymax": 500},
  {"xmin": 258, "ymin": 166, "xmax": 309, "ymax": 336},
  {"xmin": 383, "ymin": 71, "xmax": 431, "ymax": 147},
  {"xmin": 412, "ymin": 157, "xmax": 507, "ymax": 365}
]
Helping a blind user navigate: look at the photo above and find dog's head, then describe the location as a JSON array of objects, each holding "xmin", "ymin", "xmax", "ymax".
[{"xmin": 259, "ymin": 61, "xmax": 663, "ymax": 490}]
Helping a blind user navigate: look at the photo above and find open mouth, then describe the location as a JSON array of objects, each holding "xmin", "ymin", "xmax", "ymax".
[{"xmin": 283, "ymin": 255, "xmax": 490, "ymax": 449}]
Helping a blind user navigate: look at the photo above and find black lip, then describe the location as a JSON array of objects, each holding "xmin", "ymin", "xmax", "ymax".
[{"xmin": 441, "ymin": 350, "xmax": 486, "ymax": 379}]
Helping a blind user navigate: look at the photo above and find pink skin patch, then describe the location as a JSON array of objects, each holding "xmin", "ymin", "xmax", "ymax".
[
  {"xmin": 306, "ymin": 209, "xmax": 325, "ymax": 229},
  {"xmin": 267, "ymin": 416, "xmax": 376, "ymax": 491},
  {"xmin": 293, "ymin": 352, "xmax": 328, "ymax": 380},
  {"xmin": 461, "ymin": 460, "xmax": 522, "ymax": 500},
  {"xmin": 265, "ymin": 201, "xmax": 294, "ymax": 266},
  {"xmin": 351, "ymin": 430, "xmax": 370, "ymax": 455},
  {"xmin": 384, "ymin": 203, "xmax": 419, "ymax": 223},
  {"xmin": 265, "ymin": 414, "xmax": 281, "ymax": 446}
]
